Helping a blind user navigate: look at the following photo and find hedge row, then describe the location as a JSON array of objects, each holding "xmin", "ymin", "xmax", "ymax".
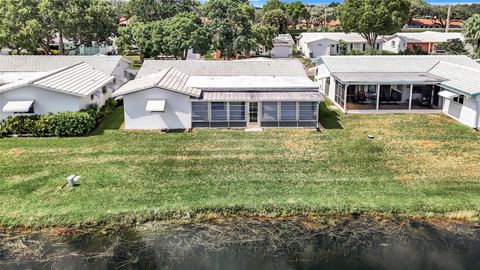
[{"xmin": 0, "ymin": 112, "xmax": 95, "ymax": 137}]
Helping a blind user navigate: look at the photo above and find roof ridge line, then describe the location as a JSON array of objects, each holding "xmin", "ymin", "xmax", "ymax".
[
  {"xmin": 30, "ymin": 62, "xmax": 86, "ymax": 84},
  {"xmin": 155, "ymin": 67, "xmax": 173, "ymax": 86}
]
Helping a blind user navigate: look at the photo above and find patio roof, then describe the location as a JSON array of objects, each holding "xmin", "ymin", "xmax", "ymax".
[
  {"xmin": 193, "ymin": 91, "xmax": 324, "ymax": 102},
  {"xmin": 331, "ymin": 72, "xmax": 446, "ymax": 85}
]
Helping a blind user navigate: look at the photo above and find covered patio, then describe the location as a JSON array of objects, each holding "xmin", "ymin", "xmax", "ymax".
[{"xmin": 331, "ymin": 72, "xmax": 445, "ymax": 113}]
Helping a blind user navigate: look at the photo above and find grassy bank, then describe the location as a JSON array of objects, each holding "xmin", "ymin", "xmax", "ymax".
[{"xmin": 1, "ymin": 104, "xmax": 479, "ymax": 227}]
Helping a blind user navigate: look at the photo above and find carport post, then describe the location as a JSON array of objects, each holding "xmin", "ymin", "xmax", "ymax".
[
  {"xmin": 376, "ymin": 84, "xmax": 380, "ymax": 111},
  {"xmin": 409, "ymin": 84, "xmax": 414, "ymax": 110}
]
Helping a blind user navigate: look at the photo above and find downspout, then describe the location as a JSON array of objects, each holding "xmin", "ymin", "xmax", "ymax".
[{"xmin": 475, "ymin": 96, "xmax": 480, "ymax": 130}]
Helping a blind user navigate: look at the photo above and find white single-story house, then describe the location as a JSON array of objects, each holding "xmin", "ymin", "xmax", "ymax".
[
  {"xmin": 271, "ymin": 34, "xmax": 295, "ymax": 58},
  {"xmin": 0, "ymin": 63, "xmax": 114, "ymax": 120},
  {"xmin": 113, "ymin": 59, "xmax": 323, "ymax": 130},
  {"xmin": 0, "ymin": 55, "xmax": 133, "ymax": 120},
  {"xmin": 0, "ymin": 55, "xmax": 133, "ymax": 91},
  {"xmin": 314, "ymin": 55, "xmax": 480, "ymax": 129},
  {"xmin": 383, "ymin": 31, "xmax": 467, "ymax": 54},
  {"xmin": 298, "ymin": 32, "xmax": 385, "ymax": 59}
]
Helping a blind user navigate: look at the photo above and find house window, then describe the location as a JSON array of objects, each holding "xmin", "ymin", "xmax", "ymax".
[
  {"xmin": 376, "ymin": 43, "xmax": 380, "ymax": 50},
  {"xmin": 391, "ymin": 41, "xmax": 396, "ymax": 48},
  {"xmin": 192, "ymin": 102, "xmax": 208, "ymax": 121},
  {"xmin": 453, "ymin": 95, "xmax": 464, "ymax": 105},
  {"xmin": 262, "ymin": 102, "xmax": 278, "ymax": 121},
  {"xmin": 350, "ymin": 44, "xmax": 353, "ymax": 50},
  {"xmin": 299, "ymin": 102, "xmax": 317, "ymax": 121},
  {"xmin": 362, "ymin": 44, "xmax": 366, "ymax": 51},
  {"xmin": 102, "ymin": 86, "xmax": 108, "ymax": 94},
  {"xmin": 90, "ymin": 94, "xmax": 95, "ymax": 101},
  {"xmin": 211, "ymin": 102, "xmax": 227, "ymax": 121},
  {"xmin": 229, "ymin": 102, "xmax": 245, "ymax": 121},
  {"xmin": 280, "ymin": 102, "xmax": 296, "ymax": 121}
]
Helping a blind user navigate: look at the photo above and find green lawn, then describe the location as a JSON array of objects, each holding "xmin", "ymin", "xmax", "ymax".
[{"xmin": 1, "ymin": 103, "xmax": 479, "ymax": 227}]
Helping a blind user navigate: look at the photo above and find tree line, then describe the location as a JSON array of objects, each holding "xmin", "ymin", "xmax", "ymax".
[{"xmin": 1, "ymin": 0, "xmax": 479, "ymax": 59}]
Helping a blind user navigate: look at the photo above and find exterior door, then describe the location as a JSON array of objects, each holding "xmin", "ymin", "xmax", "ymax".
[
  {"xmin": 249, "ymin": 102, "xmax": 258, "ymax": 123},
  {"xmin": 432, "ymin": 85, "xmax": 441, "ymax": 108}
]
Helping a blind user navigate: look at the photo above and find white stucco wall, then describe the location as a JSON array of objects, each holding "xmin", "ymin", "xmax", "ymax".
[
  {"xmin": 302, "ymin": 39, "xmax": 384, "ymax": 59},
  {"xmin": 442, "ymin": 94, "xmax": 479, "ymax": 128},
  {"xmin": 0, "ymin": 86, "xmax": 91, "ymax": 120},
  {"xmin": 123, "ymin": 88, "xmax": 192, "ymax": 130},
  {"xmin": 383, "ymin": 37, "xmax": 405, "ymax": 53},
  {"xmin": 271, "ymin": 45, "xmax": 293, "ymax": 58}
]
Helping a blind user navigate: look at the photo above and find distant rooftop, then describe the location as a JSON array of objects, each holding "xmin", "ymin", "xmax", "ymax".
[
  {"xmin": 0, "ymin": 55, "xmax": 129, "ymax": 75},
  {"xmin": 298, "ymin": 32, "xmax": 384, "ymax": 44},
  {"xmin": 273, "ymin": 34, "xmax": 294, "ymax": 45},
  {"xmin": 137, "ymin": 59, "xmax": 309, "ymax": 78},
  {"xmin": 317, "ymin": 55, "xmax": 479, "ymax": 73},
  {"xmin": 386, "ymin": 31, "xmax": 464, "ymax": 43}
]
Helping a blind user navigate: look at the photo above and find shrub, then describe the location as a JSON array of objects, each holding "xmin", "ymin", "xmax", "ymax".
[
  {"xmin": 0, "ymin": 112, "xmax": 95, "ymax": 137},
  {"xmin": 45, "ymin": 112, "xmax": 95, "ymax": 137}
]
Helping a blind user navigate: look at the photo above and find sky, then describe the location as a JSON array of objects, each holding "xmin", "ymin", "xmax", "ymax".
[{"xmin": 244, "ymin": 0, "xmax": 480, "ymax": 7}]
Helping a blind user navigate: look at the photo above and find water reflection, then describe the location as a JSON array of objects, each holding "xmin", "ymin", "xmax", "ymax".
[{"xmin": 1, "ymin": 217, "xmax": 479, "ymax": 269}]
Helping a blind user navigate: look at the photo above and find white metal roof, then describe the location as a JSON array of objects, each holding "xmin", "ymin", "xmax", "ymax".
[
  {"xmin": 137, "ymin": 59, "xmax": 308, "ymax": 78},
  {"xmin": 428, "ymin": 61, "xmax": 480, "ymax": 96},
  {"xmin": 185, "ymin": 76, "xmax": 318, "ymax": 90},
  {"xmin": 318, "ymin": 55, "xmax": 480, "ymax": 73},
  {"xmin": 273, "ymin": 34, "xmax": 294, "ymax": 45},
  {"xmin": 385, "ymin": 31, "xmax": 464, "ymax": 43},
  {"xmin": 332, "ymin": 72, "xmax": 445, "ymax": 84},
  {"xmin": 299, "ymin": 32, "xmax": 384, "ymax": 44},
  {"xmin": 193, "ymin": 91, "xmax": 324, "ymax": 102},
  {"xmin": 2, "ymin": 100, "xmax": 34, "ymax": 113},
  {"xmin": 113, "ymin": 67, "xmax": 202, "ymax": 98},
  {"xmin": 0, "ymin": 55, "xmax": 129, "ymax": 75},
  {"xmin": 0, "ymin": 63, "xmax": 114, "ymax": 96}
]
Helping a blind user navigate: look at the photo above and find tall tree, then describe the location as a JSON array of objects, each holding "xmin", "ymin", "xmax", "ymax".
[
  {"xmin": 339, "ymin": 0, "xmax": 410, "ymax": 48},
  {"xmin": 262, "ymin": 9, "xmax": 289, "ymax": 34},
  {"xmin": 123, "ymin": 0, "xmax": 199, "ymax": 22},
  {"xmin": 308, "ymin": 5, "xmax": 337, "ymax": 27},
  {"xmin": 162, "ymin": 12, "xmax": 210, "ymax": 59},
  {"xmin": 252, "ymin": 24, "xmax": 278, "ymax": 54},
  {"xmin": 116, "ymin": 21, "xmax": 162, "ymax": 61},
  {"xmin": 463, "ymin": 14, "xmax": 480, "ymax": 56},
  {"xmin": 204, "ymin": 0, "xmax": 255, "ymax": 58},
  {"xmin": 284, "ymin": 1, "xmax": 309, "ymax": 29},
  {"xmin": 39, "ymin": 0, "xmax": 117, "ymax": 55},
  {"xmin": 0, "ymin": 0, "xmax": 51, "ymax": 54},
  {"xmin": 262, "ymin": 0, "xmax": 284, "ymax": 13}
]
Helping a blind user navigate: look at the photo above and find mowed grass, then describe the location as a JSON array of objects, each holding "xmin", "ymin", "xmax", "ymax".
[{"xmin": 1, "ymin": 104, "xmax": 480, "ymax": 227}]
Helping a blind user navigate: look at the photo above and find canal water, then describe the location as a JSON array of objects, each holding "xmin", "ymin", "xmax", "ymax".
[{"xmin": 1, "ymin": 216, "xmax": 479, "ymax": 269}]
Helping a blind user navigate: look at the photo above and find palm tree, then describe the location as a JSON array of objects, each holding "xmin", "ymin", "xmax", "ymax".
[{"xmin": 463, "ymin": 14, "xmax": 480, "ymax": 56}]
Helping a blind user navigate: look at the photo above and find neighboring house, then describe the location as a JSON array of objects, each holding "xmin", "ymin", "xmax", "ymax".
[
  {"xmin": 271, "ymin": 34, "xmax": 295, "ymax": 58},
  {"xmin": 406, "ymin": 18, "xmax": 464, "ymax": 29},
  {"xmin": 0, "ymin": 63, "xmax": 113, "ymax": 120},
  {"xmin": 383, "ymin": 31, "xmax": 466, "ymax": 54},
  {"xmin": 50, "ymin": 34, "xmax": 117, "ymax": 56},
  {"xmin": 314, "ymin": 55, "xmax": 480, "ymax": 128},
  {"xmin": 298, "ymin": 32, "xmax": 385, "ymax": 58},
  {"xmin": 0, "ymin": 55, "xmax": 133, "ymax": 88},
  {"xmin": 0, "ymin": 55, "xmax": 133, "ymax": 119},
  {"xmin": 113, "ymin": 59, "xmax": 323, "ymax": 130},
  {"xmin": 252, "ymin": 34, "xmax": 294, "ymax": 58}
]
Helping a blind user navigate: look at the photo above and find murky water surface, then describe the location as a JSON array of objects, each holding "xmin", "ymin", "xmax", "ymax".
[{"xmin": 1, "ymin": 217, "xmax": 479, "ymax": 269}]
